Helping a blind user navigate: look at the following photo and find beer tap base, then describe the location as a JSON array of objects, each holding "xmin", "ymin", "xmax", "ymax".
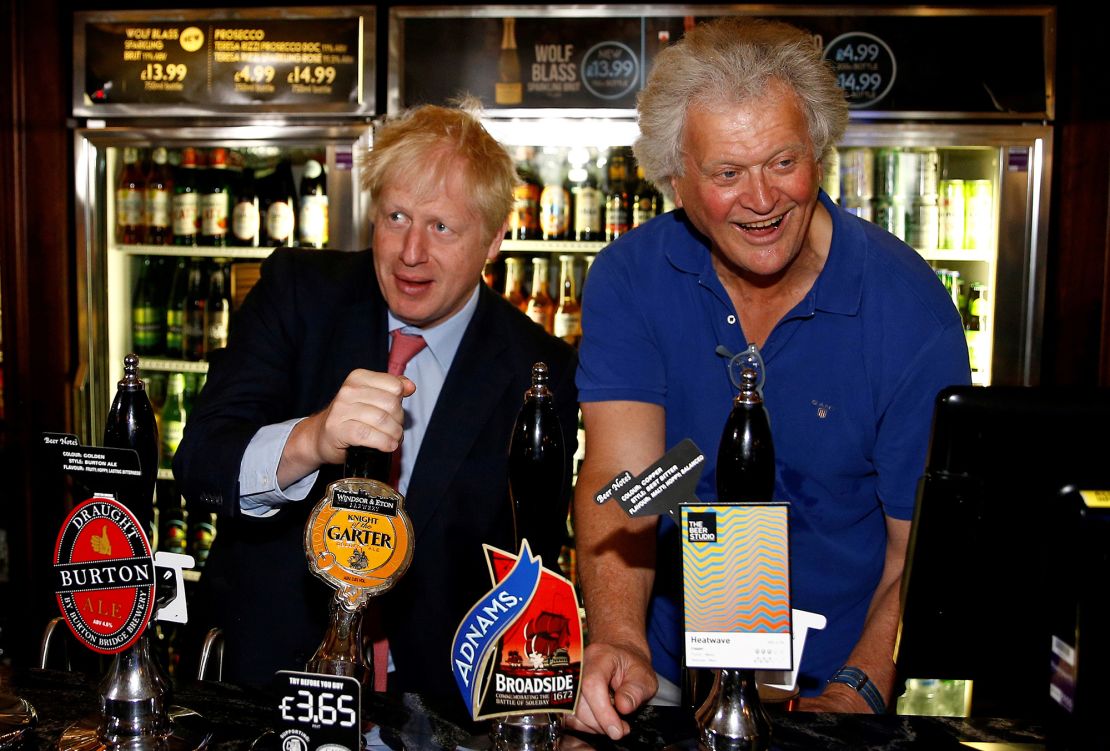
[
  {"xmin": 0, "ymin": 692, "xmax": 37, "ymax": 749},
  {"xmin": 57, "ymin": 706, "xmax": 212, "ymax": 751}
]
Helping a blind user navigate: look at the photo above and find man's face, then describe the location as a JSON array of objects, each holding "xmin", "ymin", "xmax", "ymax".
[
  {"xmin": 671, "ymin": 82, "xmax": 824, "ymax": 279},
  {"xmin": 373, "ymin": 159, "xmax": 501, "ymax": 329}
]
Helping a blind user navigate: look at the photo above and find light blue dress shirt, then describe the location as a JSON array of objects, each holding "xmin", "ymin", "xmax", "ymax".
[{"xmin": 237, "ymin": 285, "xmax": 481, "ymax": 516}]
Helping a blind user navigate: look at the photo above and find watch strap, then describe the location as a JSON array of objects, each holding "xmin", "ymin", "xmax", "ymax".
[{"xmin": 827, "ymin": 665, "xmax": 886, "ymax": 714}]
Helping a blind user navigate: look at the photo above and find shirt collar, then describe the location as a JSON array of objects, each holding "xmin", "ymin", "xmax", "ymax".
[
  {"xmin": 665, "ymin": 190, "xmax": 864, "ymax": 316},
  {"xmin": 387, "ymin": 284, "xmax": 480, "ymax": 373}
]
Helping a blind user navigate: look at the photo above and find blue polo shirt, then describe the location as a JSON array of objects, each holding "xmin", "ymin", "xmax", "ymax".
[{"xmin": 576, "ymin": 191, "xmax": 970, "ymax": 694}]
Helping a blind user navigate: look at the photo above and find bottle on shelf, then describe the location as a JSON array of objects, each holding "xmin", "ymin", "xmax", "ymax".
[
  {"xmin": 200, "ymin": 147, "xmax": 231, "ymax": 247},
  {"xmin": 144, "ymin": 146, "xmax": 173, "ymax": 246},
  {"xmin": 103, "ymin": 353, "xmax": 160, "ymax": 545},
  {"xmin": 182, "ymin": 371, "xmax": 206, "ymax": 417},
  {"xmin": 172, "ymin": 147, "xmax": 200, "ymax": 247},
  {"xmin": 508, "ymin": 146, "xmax": 542, "ymax": 241},
  {"xmin": 553, "ymin": 254, "xmax": 581, "ymax": 347},
  {"xmin": 157, "ymin": 488, "xmax": 189, "ymax": 556},
  {"xmin": 189, "ymin": 511, "xmax": 218, "ymax": 569},
  {"xmin": 569, "ymin": 148, "xmax": 602, "ymax": 242},
  {"xmin": 205, "ymin": 260, "xmax": 231, "ymax": 354},
  {"xmin": 164, "ymin": 256, "xmax": 188, "ymax": 358},
  {"xmin": 298, "ymin": 158, "xmax": 329, "ymax": 249},
  {"xmin": 966, "ymin": 283, "xmax": 988, "ymax": 375},
  {"xmin": 132, "ymin": 255, "xmax": 166, "ymax": 357},
  {"xmin": 116, "ymin": 147, "xmax": 146, "ymax": 245},
  {"xmin": 263, "ymin": 159, "xmax": 298, "ymax": 247},
  {"xmin": 231, "ymin": 167, "xmax": 262, "ymax": 247},
  {"xmin": 632, "ymin": 163, "xmax": 662, "ymax": 229},
  {"xmin": 181, "ymin": 258, "xmax": 208, "ymax": 361},
  {"xmin": 159, "ymin": 372, "xmax": 187, "ymax": 470},
  {"xmin": 525, "ymin": 256, "xmax": 555, "ymax": 333},
  {"xmin": 495, "ymin": 16, "xmax": 523, "ymax": 106},
  {"xmin": 503, "ymin": 256, "xmax": 527, "ymax": 311},
  {"xmin": 605, "ymin": 147, "xmax": 631, "ymax": 242},
  {"xmin": 539, "ymin": 149, "xmax": 571, "ymax": 241}
]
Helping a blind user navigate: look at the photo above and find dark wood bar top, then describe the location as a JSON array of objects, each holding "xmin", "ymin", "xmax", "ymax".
[{"xmin": 2, "ymin": 669, "xmax": 1047, "ymax": 750}]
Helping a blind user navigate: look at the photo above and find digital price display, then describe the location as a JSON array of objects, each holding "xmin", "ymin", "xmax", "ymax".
[
  {"xmin": 823, "ymin": 31, "xmax": 896, "ymax": 109},
  {"xmin": 274, "ymin": 670, "xmax": 362, "ymax": 751}
]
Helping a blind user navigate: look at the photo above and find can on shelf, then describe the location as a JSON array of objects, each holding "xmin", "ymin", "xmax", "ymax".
[
  {"xmin": 842, "ymin": 196, "xmax": 873, "ymax": 222},
  {"xmin": 874, "ymin": 148, "xmax": 902, "ymax": 199},
  {"xmin": 839, "ymin": 147, "xmax": 874, "ymax": 201},
  {"xmin": 906, "ymin": 197, "xmax": 940, "ymax": 252},
  {"xmin": 938, "ymin": 179, "xmax": 966, "ymax": 250},
  {"xmin": 964, "ymin": 179, "xmax": 994, "ymax": 251},
  {"xmin": 911, "ymin": 148, "xmax": 940, "ymax": 198},
  {"xmin": 872, "ymin": 196, "xmax": 907, "ymax": 240},
  {"xmin": 821, "ymin": 146, "xmax": 841, "ymax": 202}
]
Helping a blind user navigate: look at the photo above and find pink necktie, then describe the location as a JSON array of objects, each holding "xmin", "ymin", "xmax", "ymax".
[{"xmin": 372, "ymin": 329, "xmax": 426, "ymax": 692}]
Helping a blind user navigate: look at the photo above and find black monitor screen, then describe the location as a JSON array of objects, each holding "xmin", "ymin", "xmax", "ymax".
[{"xmin": 896, "ymin": 385, "xmax": 1110, "ymax": 719}]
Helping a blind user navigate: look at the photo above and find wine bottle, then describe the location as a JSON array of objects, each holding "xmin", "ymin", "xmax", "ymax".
[
  {"xmin": 507, "ymin": 362, "xmax": 566, "ymax": 549},
  {"xmin": 103, "ymin": 353, "xmax": 160, "ymax": 544},
  {"xmin": 181, "ymin": 258, "xmax": 207, "ymax": 361},
  {"xmin": 132, "ymin": 255, "xmax": 166, "ymax": 356},
  {"xmin": 160, "ymin": 372, "xmax": 187, "ymax": 469},
  {"xmin": 200, "ymin": 147, "xmax": 231, "ymax": 247},
  {"xmin": 264, "ymin": 159, "xmax": 298, "ymax": 247},
  {"xmin": 172, "ymin": 147, "xmax": 200, "ymax": 247},
  {"xmin": 163, "ymin": 256, "xmax": 188, "ymax": 356},
  {"xmin": 158, "ymin": 489, "xmax": 188, "ymax": 556},
  {"xmin": 298, "ymin": 158, "xmax": 329, "ymax": 249},
  {"xmin": 605, "ymin": 147, "xmax": 631, "ymax": 242},
  {"xmin": 204, "ymin": 260, "xmax": 231, "ymax": 353},
  {"xmin": 495, "ymin": 17, "xmax": 523, "ymax": 106},
  {"xmin": 231, "ymin": 167, "xmax": 262, "ymax": 247}
]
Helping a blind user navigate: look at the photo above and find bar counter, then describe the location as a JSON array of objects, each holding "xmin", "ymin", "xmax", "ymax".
[{"xmin": 3, "ymin": 668, "xmax": 1046, "ymax": 750}]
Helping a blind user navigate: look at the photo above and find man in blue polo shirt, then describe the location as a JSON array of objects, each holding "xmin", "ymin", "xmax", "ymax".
[{"xmin": 568, "ymin": 17, "xmax": 970, "ymax": 740}]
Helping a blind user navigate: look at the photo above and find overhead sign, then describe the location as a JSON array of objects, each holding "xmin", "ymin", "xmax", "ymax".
[{"xmin": 74, "ymin": 9, "xmax": 374, "ymax": 116}]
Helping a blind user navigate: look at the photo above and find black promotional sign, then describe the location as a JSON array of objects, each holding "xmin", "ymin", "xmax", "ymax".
[
  {"xmin": 274, "ymin": 670, "xmax": 362, "ymax": 751},
  {"xmin": 392, "ymin": 9, "xmax": 1052, "ymax": 119},
  {"xmin": 76, "ymin": 10, "xmax": 371, "ymax": 114}
]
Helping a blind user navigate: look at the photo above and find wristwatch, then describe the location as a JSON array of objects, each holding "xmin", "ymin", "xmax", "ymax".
[{"xmin": 827, "ymin": 666, "xmax": 886, "ymax": 714}]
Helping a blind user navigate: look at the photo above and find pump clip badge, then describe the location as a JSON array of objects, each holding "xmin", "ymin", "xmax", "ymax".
[
  {"xmin": 52, "ymin": 496, "xmax": 156, "ymax": 654},
  {"xmin": 305, "ymin": 478, "xmax": 415, "ymax": 608}
]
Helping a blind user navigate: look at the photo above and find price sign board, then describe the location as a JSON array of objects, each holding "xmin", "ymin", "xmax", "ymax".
[
  {"xmin": 74, "ymin": 8, "xmax": 374, "ymax": 116},
  {"xmin": 823, "ymin": 32, "xmax": 896, "ymax": 109},
  {"xmin": 274, "ymin": 670, "xmax": 362, "ymax": 751}
]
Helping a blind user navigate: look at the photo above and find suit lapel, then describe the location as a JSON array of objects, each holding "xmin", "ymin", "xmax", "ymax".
[{"xmin": 406, "ymin": 286, "xmax": 515, "ymax": 537}]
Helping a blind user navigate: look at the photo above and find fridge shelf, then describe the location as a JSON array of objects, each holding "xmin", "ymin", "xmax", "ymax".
[
  {"xmin": 139, "ymin": 358, "xmax": 210, "ymax": 374},
  {"xmin": 502, "ymin": 240, "xmax": 607, "ymax": 254},
  {"xmin": 114, "ymin": 243, "xmax": 276, "ymax": 260},
  {"xmin": 919, "ymin": 249, "xmax": 993, "ymax": 263}
]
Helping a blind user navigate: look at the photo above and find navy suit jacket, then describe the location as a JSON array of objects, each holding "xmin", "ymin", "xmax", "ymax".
[{"xmin": 174, "ymin": 248, "xmax": 578, "ymax": 701}]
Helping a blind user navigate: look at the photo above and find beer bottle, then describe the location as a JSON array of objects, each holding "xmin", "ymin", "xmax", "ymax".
[
  {"xmin": 158, "ymin": 489, "xmax": 189, "ymax": 556},
  {"xmin": 160, "ymin": 372, "xmax": 186, "ymax": 470},
  {"xmin": 264, "ymin": 159, "xmax": 297, "ymax": 247},
  {"xmin": 103, "ymin": 354, "xmax": 160, "ymax": 544},
  {"xmin": 181, "ymin": 258, "xmax": 207, "ymax": 361},
  {"xmin": 200, "ymin": 147, "xmax": 230, "ymax": 247},
  {"xmin": 145, "ymin": 147, "xmax": 173, "ymax": 245},
  {"xmin": 525, "ymin": 257, "xmax": 555, "ymax": 333},
  {"xmin": 632, "ymin": 163, "xmax": 662, "ymax": 229},
  {"xmin": 164, "ymin": 257, "xmax": 188, "ymax": 357},
  {"xmin": 132, "ymin": 255, "xmax": 166, "ymax": 356},
  {"xmin": 231, "ymin": 167, "xmax": 261, "ymax": 247},
  {"xmin": 605, "ymin": 148, "xmax": 631, "ymax": 242},
  {"xmin": 205, "ymin": 260, "xmax": 231, "ymax": 353},
  {"xmin": 716, "ymin": 366, "xmax": 775, "ymax": 504},
  {"xmin": 507, "ymin": 362, "xmax": 566, "ymax": 548},
  {"xmin": 966, "ymin": 283, "xmax": 987, "ymax": 374},
  {"xmin": 503, "ymin": 256, "xmax": 527, "ymax": 311},
  {"xmin": 569, "ymin": 149, "xmax": 602, "ymax": 242},
  {"xmin": 509, "ymin": 147, "xmax": 542, "ymax": 241},
  {"xmin": 553, "ymin": 255, "xmax": 581, "ymax": 347},
  {"xmin": 495, "ymin": 17, "xmax": 523, "ymax": 106},
  {"xmin": 172, "ymin": 147, "xmax": 200, "ymax": 247},
  {"xmin": 117, "ymin": 147, "xmax": 146, "ymax": 245},
  {"xmin": 298, "ymin": 159, "xmax": 329, "ymax": 249},
  {"xmin": 539, "ymin": 151, "xmax": 571, "ymax": 241}
]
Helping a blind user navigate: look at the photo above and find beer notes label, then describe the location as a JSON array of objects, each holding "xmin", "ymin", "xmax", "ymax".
[
  {"xmin": 451, "ymin": 540, "xmax": 584, "ymax": 720},
  {"xmin": 305, "ymin": 478, "xmax": 414, "ymax": 606},
  {"xmin": 52, "ymin": 496, "xmax": 155, "ymax": 654},
  {"xmin": 594, "ymin": 438, "xmax": 705, "ymax": 518},
  {"xmin": 1079, "ymin": 489, "xmax": 1110, "ymax": 509},
  {"xmin": 275, "ymin": 670, "xmax": 362, "ymax": 751},
  {"xmin": 682, "ymin": 503, "xmax": 793, "ymax": 671}
]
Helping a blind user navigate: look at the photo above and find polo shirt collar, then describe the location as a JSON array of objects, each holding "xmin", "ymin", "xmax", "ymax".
[{"xmin": 663, "ymin": 190, "xmax": 864, "ymax": 317}]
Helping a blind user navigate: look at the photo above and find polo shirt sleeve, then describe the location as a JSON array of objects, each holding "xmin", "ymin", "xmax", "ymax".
[
  {"xmin": 874, "ymin": 320, "xmax": 971, "ymax": 520},
  {"xmin": 576, "ymin": 248, "xmax": 667, "ymax": 406}
]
